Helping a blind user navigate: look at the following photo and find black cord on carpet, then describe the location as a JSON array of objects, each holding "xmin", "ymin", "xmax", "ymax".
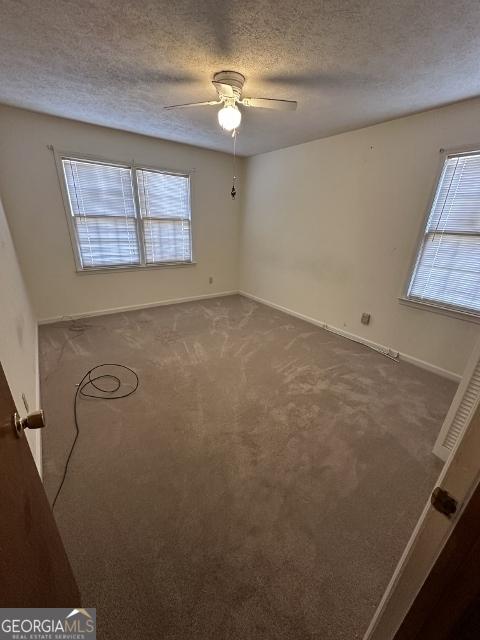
[{"xmin": 52, "ymin": 363, "xmax": 139, "ymax": 510}]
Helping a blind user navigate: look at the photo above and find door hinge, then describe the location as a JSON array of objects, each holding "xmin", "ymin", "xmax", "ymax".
[{"xmin": 431, "ymin": 486, "xmax": 458, "ymax": 519}]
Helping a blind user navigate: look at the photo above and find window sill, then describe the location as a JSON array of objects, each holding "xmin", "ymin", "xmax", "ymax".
[
  {"xmin": 398, "ymin": 296, "xmax": 480, "ymax": 324},
  {"xmin": 76, "ymin": 261, "xmax": 197, "ymax": 275}
]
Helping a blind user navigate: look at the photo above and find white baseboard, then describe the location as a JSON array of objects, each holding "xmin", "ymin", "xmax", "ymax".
[
  {"xmin": 399, "ymin": 352, "xmax": 461, "ymax": 383},
  {"xmin": 239, "ymin": 291, "xmax": 462, "ymax": 383},
  {"xmin": 37, "ymin": 287, "xmax": 461, "ymax": 383},
  {"xmin": 38, "ymin": 290, "xmax": 239, "ymax": 325}
]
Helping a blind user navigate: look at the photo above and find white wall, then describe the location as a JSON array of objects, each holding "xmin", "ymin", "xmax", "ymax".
[
  {"xmin": 240, "ymin": 98, "xmax": 480, "ymax": 378},
  {"xmin": 0, "ymin": 105, "xmax": 243, "ymax": 322},
  {"xmin": 0, "ymin": 193, "xmax": 41, "ymax": 472},
  {"xmin": 1, "ymin": 100, "xmax": 479, "ymax": 382}
]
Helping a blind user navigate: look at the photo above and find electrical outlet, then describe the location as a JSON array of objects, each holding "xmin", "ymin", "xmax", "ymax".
[
  {"xmin": 361, "ymin": 313, "xmax": 371, "ymax": 325},
  {"xmin": 209, "ymin": 276, "xmax": 213, "ymax": 284}
]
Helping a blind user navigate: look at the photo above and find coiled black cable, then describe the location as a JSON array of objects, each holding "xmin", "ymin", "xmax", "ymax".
[{"xmin": 52, "ymin": 363, "xmax": 139, "ymax": 510}]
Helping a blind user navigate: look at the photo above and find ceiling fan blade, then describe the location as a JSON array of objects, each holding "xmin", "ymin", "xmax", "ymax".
[
  {"xmin": 212, "ymin": 81, "xmax": 235, "ymax": 98},
  {"xmin": 164, "ymin": 100, "xmax": 221, "ymax": 110},
  {"xmin": 240, "ymin": 97, "xmax": 297, "ymax": 111}
]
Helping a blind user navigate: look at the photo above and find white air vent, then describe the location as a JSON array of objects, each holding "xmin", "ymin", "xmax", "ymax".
[{"xmin": 433, "ymin": 338, "xmax": 480, "ymax": 461}]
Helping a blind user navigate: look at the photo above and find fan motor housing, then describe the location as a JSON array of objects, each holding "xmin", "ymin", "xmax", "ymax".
[{"xmin": 213, "ymin": 70, "xmax": 245, "ymax": 98}]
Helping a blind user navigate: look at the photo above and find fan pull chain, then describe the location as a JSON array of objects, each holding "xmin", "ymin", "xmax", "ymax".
[{"xmin": 231, "ymin": 130, "xmax": 237, "ymax": 199}]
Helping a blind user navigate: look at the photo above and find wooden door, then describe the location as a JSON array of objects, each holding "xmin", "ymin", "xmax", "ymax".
[
  {"xmin": 0, "ymin": 361, "xmax": 80, "ymax": 606},
  {"xmin": 393, "ymin": 477, "xmax": 480, "ymax": 639},
  {"xmin": 364, "ymin": 404, "xmax": 480, "ymax": 640}
]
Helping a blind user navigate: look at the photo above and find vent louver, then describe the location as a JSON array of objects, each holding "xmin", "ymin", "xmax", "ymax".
[{"xmin": 433, "ymin": 340, "xmax": 480, "ymax": 461}]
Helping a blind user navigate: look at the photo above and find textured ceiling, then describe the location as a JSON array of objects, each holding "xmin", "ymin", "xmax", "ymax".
[{"xmin": 1, "ymin": 0, "xmax": 479, "ymax": 156}]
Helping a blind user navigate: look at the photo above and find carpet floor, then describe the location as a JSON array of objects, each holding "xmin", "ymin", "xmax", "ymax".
[{"xmin": 39, "ymin": 295, "xmax": 456, "ymax": 639}]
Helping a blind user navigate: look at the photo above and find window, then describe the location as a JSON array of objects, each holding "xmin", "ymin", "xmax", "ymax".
[
  {"xmin": 405, "ymin": 150, "xmax": 480, "ymax": 316},
  {"xmin": 61, "ymin": 156, "xmax": 192, "ymax": 270}
]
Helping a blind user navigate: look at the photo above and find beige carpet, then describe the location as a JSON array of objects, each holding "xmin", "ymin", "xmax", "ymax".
[{"xmin": 39, "ymin": 295, "xmax": 455, "ymax": 639}]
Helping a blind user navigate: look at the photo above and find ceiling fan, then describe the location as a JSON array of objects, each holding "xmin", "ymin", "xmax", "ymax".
[{"xmin": 164, "ymin": 71, "xmax": 297, "ymax": 132}]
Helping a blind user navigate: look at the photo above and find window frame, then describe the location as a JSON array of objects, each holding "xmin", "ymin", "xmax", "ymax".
[
  {"xmin": 54, "ymin": 149, "xmax": 195, "ymax": 273},
  {"xmin": 400, "ymin": 145, "xmax": 480, "ymax": 324}
]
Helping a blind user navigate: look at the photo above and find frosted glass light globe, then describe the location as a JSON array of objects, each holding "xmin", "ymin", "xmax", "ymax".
[{"xmin": 217, "ymin": 104, "xmax": 242, "ymax": 131}]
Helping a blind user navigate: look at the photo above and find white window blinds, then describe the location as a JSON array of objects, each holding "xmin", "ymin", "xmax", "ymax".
[
  {"xmin": 136, "ymin": 169, "xmax": 192, "ymax": 264},
  {"xmin": 63, "ymin": 159, "xmax": 140, "ymax": 268},
  {"xmin": 61, "ymin": 157, "xmax": 192, "ymax": 270},
  {"xmin": 407, "ymin": 152, "xmax": 480, "ymax": 315}
]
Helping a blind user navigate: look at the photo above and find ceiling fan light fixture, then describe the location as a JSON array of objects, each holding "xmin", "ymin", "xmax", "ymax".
[{"xmin": 217, "ymin": 104, "xmax": 241, "ymax": 131}]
